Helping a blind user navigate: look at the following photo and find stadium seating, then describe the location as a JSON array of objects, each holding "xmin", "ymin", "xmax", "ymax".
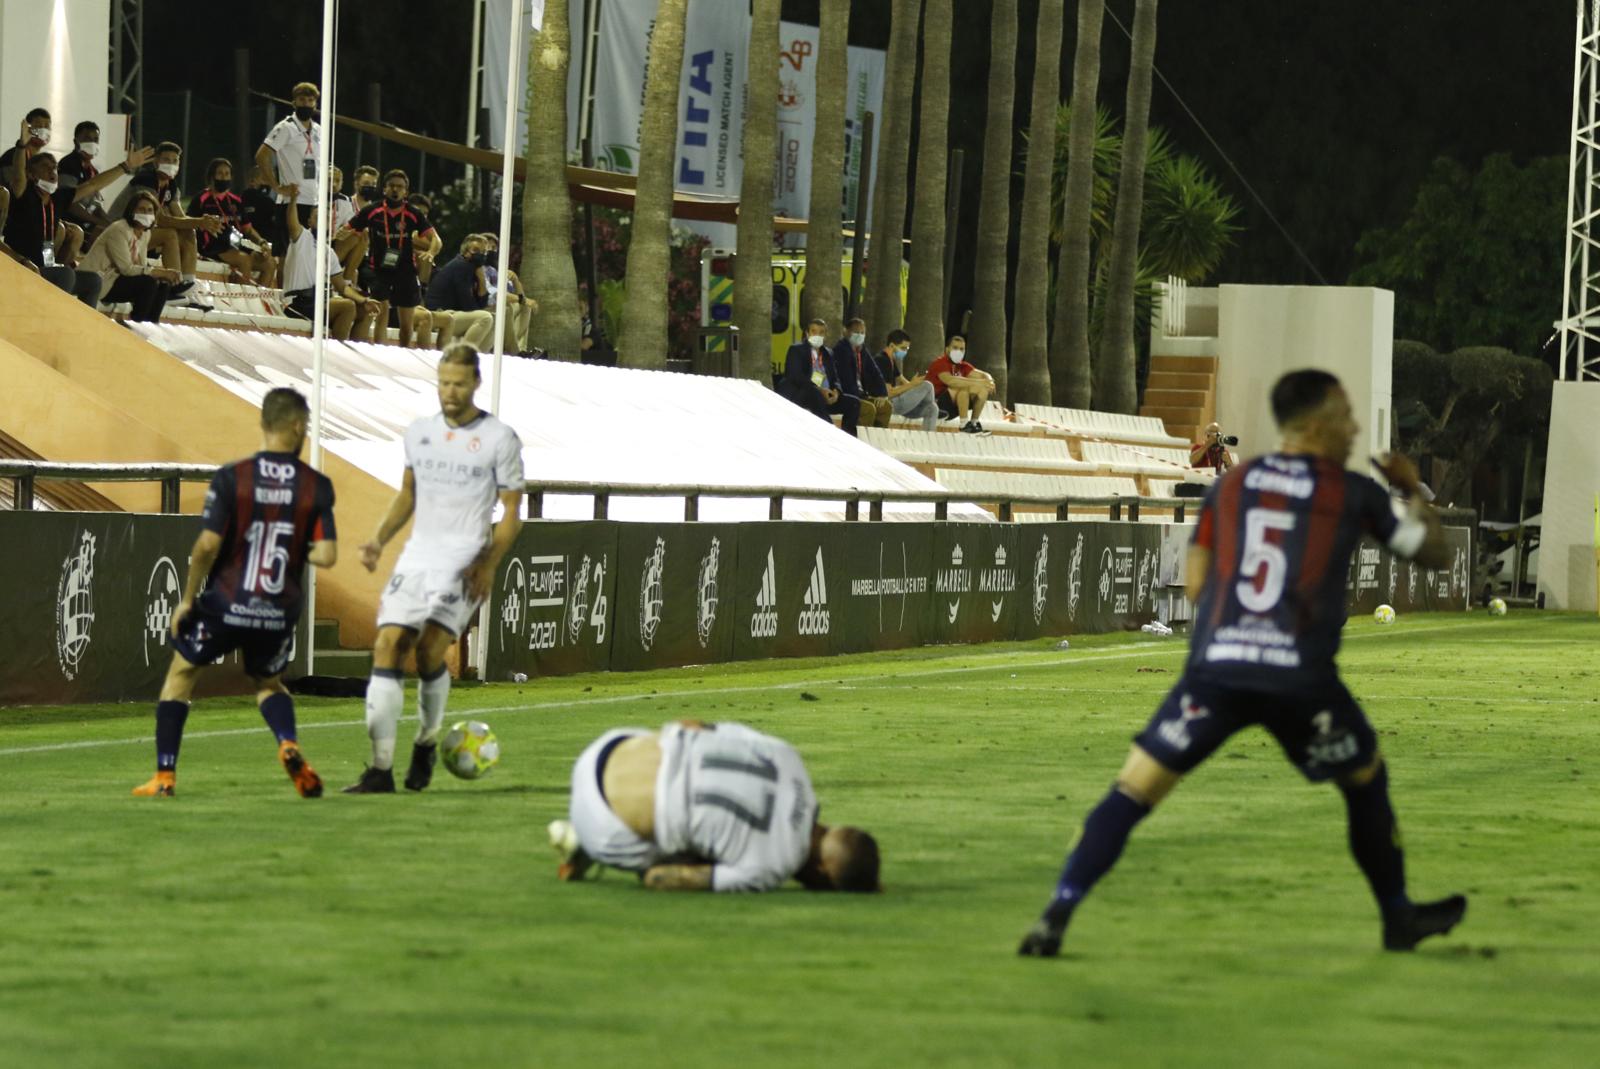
[
  {"xmin": 858, "ymin": 426, "xmax": 1098, "ymax": 473},
  {"xmin": 1079, "ymin": 441, "xmax": 1194, "ymax": 478},
  {"xmin": 1012, "ymin": 403, "xmax": 1188, "ymax": 447}
]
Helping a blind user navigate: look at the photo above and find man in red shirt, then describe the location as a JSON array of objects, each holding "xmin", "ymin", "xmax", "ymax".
[{"xmin": 925, "ymin": 333, "xmax": 996, "ymax": 435}]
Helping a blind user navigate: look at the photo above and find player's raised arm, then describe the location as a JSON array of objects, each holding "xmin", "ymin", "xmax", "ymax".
[
  {"xmin": 1371, "ymin": 453, "xmax": 1451, "ymax": 570},
  {"xmin": 360, "ymin": 467, "xmax": 415, "ymax": 572}
]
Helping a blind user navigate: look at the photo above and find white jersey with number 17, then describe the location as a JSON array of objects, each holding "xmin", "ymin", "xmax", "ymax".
[
  {"xmin": 653, "ymin": 722, "xmax": 819, "ymax": 893},
  {"xmin": 395, "ymin": 411, "xmax": 524, "ymax": 573}
]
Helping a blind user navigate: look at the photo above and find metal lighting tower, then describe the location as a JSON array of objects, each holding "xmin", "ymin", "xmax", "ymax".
[
  {"xmin": 1559, "ymin": 0, "xmax": 1600, "ymax": 381},
  {"xmin": 110, "ymin": 0, "xmax": 145, "ymax": 145}
]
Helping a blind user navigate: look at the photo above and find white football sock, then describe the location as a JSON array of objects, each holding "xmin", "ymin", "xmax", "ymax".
[
  {"xmin": 417, "ymin": 664, "xmax": 451, "ymax": 745},
  {"xmin": 365, "ymin": 669, "xmax": 404, "ymax": 770}
]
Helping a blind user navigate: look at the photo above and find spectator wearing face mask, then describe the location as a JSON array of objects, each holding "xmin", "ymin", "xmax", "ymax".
[
  {"xmin": 56, "ymin": 121, "xmax": 113, "ymax": 246},
  {"xmin": 109, "ymin": 142, "xmax": 223, "ymax": 306},
  {"xmin": 1, "ymin": 143, "xmax": 150, "ymax": 302},
  {"xmin": 189, "ymin": 158, "xmax": 273, "ymax": 285},
  {"xmin": 336, "ymin": 164, "xmax": 380, "ymax": 286},
  {"xmin": 255, "ymin": 82, "xmax": 323, "ymax": 242},
  {"xmin": 2, "ymin": 108, "xmax": 54, "ymax": 238},
  {"xmin": 926, "ymin": 333, "xmax": 996, "ymax": 435},
  {"xmin": 79, "ymin": 190, "xmax": 181, "ymax": 322},
  {"xmin": 478, "ymin": 232, "xmax": 537, "ymax": 350},
  {"xmin": 336, "ymin": 169, "xmax": 437, "ymax": 347},
  {"xmin": 831, "ymin": 316, "xmax": 893, "ymax": 429},
  {"xmin": 423, "ymin": 234, "xmax": 496, "ymax": 350},
  {"xmin": 779, "ymin": 318, "xmax": 860, "ymax": 436},
  {"xmin": 873, "ymin": 329, "xmax": 940, "ymax": 432},
  {"xmin": 237, "ymin": 168, "xmax": 282, "ymax": 286}
]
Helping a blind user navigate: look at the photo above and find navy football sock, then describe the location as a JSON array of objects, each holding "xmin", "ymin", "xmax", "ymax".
[
  {"xmin": 1339, "ymin": 763, "xmax": 1410, "ymax": 917},
  {"xmin": 258, "ymin": 692, "xmax": 298, "ymax": 744},
  {"xmin": 1044, "ymin": 788, "xmax": 1152, "ymax": 927},
  {"xmin": 155, "ymin": 700, "xmax": 190, "ymax": 771}
]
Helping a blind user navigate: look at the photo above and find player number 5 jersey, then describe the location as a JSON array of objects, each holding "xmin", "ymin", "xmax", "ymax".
[
  {"xmin": 397, "ymin": 412, "xmax": 523, "ymax": 573},
  {"xmin": 654, "ymin": 722, "xmax": 819, "ymax": 893}
]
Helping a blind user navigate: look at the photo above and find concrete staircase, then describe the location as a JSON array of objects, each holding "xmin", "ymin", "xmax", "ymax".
[
  {"xmin": 1141, "ymin": 354, "xmax": 1218, "ymax": 444},
  {"xmin": 312, "ymin": 618, "xmax": 373, "ymax": 678}
]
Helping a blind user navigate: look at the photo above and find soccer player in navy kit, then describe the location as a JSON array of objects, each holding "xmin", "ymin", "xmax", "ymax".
[
  {"xmin": 132, "ymin": 388, "xmax": 337, "ymax": 799},
  {"xmin": 1019, "ymin": 370, "xmax": 1468, "ymax": 955}
]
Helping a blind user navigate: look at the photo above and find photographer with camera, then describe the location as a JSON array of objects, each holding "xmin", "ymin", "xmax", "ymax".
[{"xmin": 1191, "ymin": 422, "xmax": 1237, "ymax": 473}]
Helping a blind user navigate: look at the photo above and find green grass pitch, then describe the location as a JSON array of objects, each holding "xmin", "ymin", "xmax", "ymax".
[{"xmin": 2, "ymin": 612, "xmax": 1596, "ymax": 1068}]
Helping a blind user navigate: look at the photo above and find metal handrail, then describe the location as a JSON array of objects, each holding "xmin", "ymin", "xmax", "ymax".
[{"xmin": 0, "ymin": 461, "xmax": 216, "ymax": 513}]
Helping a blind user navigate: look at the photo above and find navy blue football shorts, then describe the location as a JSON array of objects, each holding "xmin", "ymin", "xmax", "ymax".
[
  {"xmin": 170, "ymin": 607, "xmax": 294, "ymax": 680},
  {"xmin": 1133, "ymin": 673, "xmax": 1379, "ymax": 783}
]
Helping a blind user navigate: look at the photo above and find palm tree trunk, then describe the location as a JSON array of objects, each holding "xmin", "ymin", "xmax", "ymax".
[
  {"xmin": 521, "ymin": 0, "xmax": 581, "ymax": 359},
  {"xmin": 1049, "ymin": 0, "xmax": 1105, "ymax": 408},
  {"xmin": 617, "ymin": 0, "xmax": 689, "ymax": 369},
  {"xmin": 734, "ymin": 0, "xmax": 782, "ymax": 383},
  {"xmin": 1009, "ymin": 0, "xmax": 1064, "ymax": 406},
  {"xmin": 904, "ymin": 0, "xmax": 953, "ymax": 368},
  {"xmin": 801, "ymin": 0, "xmax": 850, "ymax": 335},
  {"xmin": 1094, "ymin": 0, "xmax": 1157, "ymax": 413},
  {"xmin": 865, "ymin": 0, "xmax": 921, "ymax": 352},
  {"xmin": 968, "ymin": 0, "xmax": 1018, "ymax": 405}
]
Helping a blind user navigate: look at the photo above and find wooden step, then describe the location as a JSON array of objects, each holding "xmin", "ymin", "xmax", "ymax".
[
  {"xmin": 1145, "ymin": 370, "xmax": 1213, "ymax": 392},
  {"xmin": 1142, "ymin": 405, "xmax": 1203, "ymax": 427},
  {"xmin": 1149, "ymin": 354, "xmax": 1218, "ymax": 374},
  {"xmin": 1143, "ymin": 388, "xmax": 1209, "ymax": 409}
]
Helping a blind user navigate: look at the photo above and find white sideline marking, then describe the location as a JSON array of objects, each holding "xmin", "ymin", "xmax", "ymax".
[{"xmin": 0, "ymin": 621, "xmax": 1480, "ymax": 759}]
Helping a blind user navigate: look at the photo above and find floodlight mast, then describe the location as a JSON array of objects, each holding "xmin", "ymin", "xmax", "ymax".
[{"xmin": 1559, "ymin": 0, "xmax": 1600, "ymax": 382}]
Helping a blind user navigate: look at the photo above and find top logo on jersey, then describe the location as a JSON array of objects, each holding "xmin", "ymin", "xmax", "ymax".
[{"xmin": 258, "ymin": 458, "xmax": 296, "ymax": 482}]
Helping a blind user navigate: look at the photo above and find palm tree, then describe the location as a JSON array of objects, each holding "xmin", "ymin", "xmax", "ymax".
[
  {"xmin": 1009, "ymin": 0, "xmax": 1064, "ymax": 405},
  {"xmin": 802, "ymin": 0, "xmax": 850, "ymax": 334},
  {"xmin": 617, "ymin": 0, "xmax": 689, "ymax": 369},
  {"xmin": 968, "ymin": 0, "xmax": 1018, "ymax": 405},
  {"xmin": 521, "ymin": 0, "xmax": 580, "ymax": 359},
  {"xmin": 904, "ymin": 0, "xmax": 953, "ymax": 366},
  {"xmin": 734, "ymin": 0, "xmax": 782, "ymax": 383},
  {"xmin": 1095, "ymin": 0, "xmax": 1157, "ymax": 414},
  {"xmin": 865, "ymin": 0, "xmax": 921, "ymax": 351},
  {"xmin": 1050, "ymin": 0, "xmax": 1105, "ymax": 408}
]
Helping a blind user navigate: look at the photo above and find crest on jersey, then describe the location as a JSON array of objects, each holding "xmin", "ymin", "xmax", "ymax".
[
  {"xmin": 143, "ymin": 556, "xmax": 181, "ymax": 667},
  {"xmin": 55, "ymin": 530, "xmax": 98, "ymax": 680},
  {"xmin": 639, "ymin": 538, "xmax": 665, "ymax": 651},
  {"xmin": 696, "ymin": 537, "xmax": 722, "ymax": 648}
]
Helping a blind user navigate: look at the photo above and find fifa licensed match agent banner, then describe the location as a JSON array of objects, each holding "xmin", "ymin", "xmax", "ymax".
[
  {"xmin": 490, "ymin": 521, "xmax": 619, "ymax": 679},
  {"xmin": 0, "ymin": 512, "xmax": 305, "ymax": 705}
]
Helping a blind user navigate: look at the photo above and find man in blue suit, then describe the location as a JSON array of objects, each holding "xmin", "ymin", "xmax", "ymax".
[
  {"xmin": 831, "ymin": 316, "xmax": 892, "ymax": 429},
  {"xmin": 778, "ymin": 318, "xmax": 860, "ymax": 436}
]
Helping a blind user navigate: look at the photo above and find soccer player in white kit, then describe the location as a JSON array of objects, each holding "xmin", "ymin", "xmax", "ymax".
[
  {"xmin": 550, "ymin": 720, "xmax": 881, "ymax": 892},
  {"xmin": 344, "ymin": 344, "xmax": 525, "ymax": 793}
]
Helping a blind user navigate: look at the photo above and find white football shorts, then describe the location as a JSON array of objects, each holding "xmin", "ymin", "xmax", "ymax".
[
  {"xmin": 376, "ymin": 567, "xmax": 480, "ymax": 636},
  {"xmin": 568, "ymin": 729, "xmax": 664, "ymax": 872}
]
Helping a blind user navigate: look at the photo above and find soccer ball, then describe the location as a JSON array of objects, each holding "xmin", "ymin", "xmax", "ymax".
[
  {"xmin": 442, "ymin": 720, "xmax": 501, "ymax": 780},
  {"xmin": 1488, "ymin": 597, "xmax": 1508, "ymax": 617},
  {"xmin": 1373, "ymin": 604, "xmax": 1397, "ymax": 625}
]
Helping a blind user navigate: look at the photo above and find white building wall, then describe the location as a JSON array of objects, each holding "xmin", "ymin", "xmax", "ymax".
[
  {"xmin": 1215, "ymin": 285, "xmax": 1394, "ymax": 473},
  {"xmin": 1537, "ymin": 381, "xmax": 1600, "ymax": 611},
  {"xmin": 1, "ymin": 0, "xmax": 113, "ymax": 162}
]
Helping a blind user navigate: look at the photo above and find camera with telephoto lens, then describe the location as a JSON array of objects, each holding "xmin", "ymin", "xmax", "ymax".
[{"xmin": 1210, "ymin": 429, "xmax": 1239, "ymax": 446}]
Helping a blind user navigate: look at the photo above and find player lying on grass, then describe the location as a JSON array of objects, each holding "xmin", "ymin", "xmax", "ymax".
[
  {"xmin": 133, "ymin": 387, "xmax": 336, "ymax": 799},
  {"xmin": 345, "ymin": 344, "xmax": 524, "ymax": 794},
  {"xmin": 1019, "ymin": 369, "xmax": 1467, "ymax": 956},
  {"xmin": 550, "ymin": 720, "xmax": 881, "ymax": 893}
]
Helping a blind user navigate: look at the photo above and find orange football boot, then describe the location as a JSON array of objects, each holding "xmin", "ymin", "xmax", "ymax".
[
  {"xmin": 279, "ymin": 741, "xmax": 325, "ymax": 798},
  {"xmin": 131, "ymin": 771, "xmax": 176, "ymax": 797}
]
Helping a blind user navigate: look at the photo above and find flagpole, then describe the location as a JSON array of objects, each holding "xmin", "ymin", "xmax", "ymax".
[
  {"xmin": 475, "ymin": 0, "xmax": 531, "ymax": 680},
  {"xmin": 306, "ymin": 0, "xmax": 337, "ymax": 676}
]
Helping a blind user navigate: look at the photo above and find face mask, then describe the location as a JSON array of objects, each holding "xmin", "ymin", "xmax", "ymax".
[
  {"xmin": 807, "ymin": 334, "xmax": 825, "ymax": 348},
  {"xmin": 133, "ymin": 212, "xmax": 156, "ymax": 228},
  {"xmin": 949, "ymin": 348, "xmax": 966, "ymax": 363},
  {"xmin": 157, "ymin": 161, "xmax": 179, "ymax": 178},
  {"xmin": 36, "ymin": 178, "xmax": 57, "ymax": 195},
  {"xmin": 29, "ymin": 127, "xmax": 50, "ymax": 144},
  {"xmin": 359, "ymin": 184, "xmax": 379, "ymax": 201},
  {"xmin": 294, "ymin": 105, "xmax": 316, "ymax": 122},
  {"xmin": 79, "ymin": 141, "xmax": 99, "ymax": 158},
  {"xmin": 213, "ymin": 178, "xmax": 232, "ymax": 192},
  {"xmin": 469, "ymin": 252, "xmax": 488, "ymax": 266},
  {"xmin": 896, "ymin": 347, "xmax": 910, "ymax": 359},
  {"xmin": 849, "ymin": 332, "xmax": 865, "ymax": 347}
]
